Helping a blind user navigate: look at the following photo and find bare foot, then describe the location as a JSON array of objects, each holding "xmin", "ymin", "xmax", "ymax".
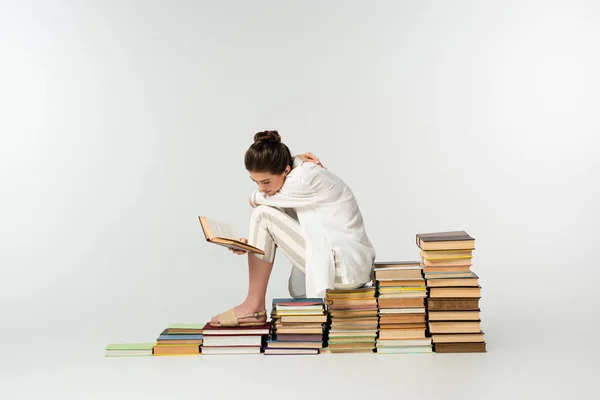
[{"xmin": 210, "ymin": 302, "xmax": 267, "ymax": 326}]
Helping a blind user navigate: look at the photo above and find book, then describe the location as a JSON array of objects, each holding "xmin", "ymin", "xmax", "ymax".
[
  {"xmin": 428, "ymin": 320, "xmax": 482, "ymax": 334},
  {"xmin": 375, "ymin": 269, "xmax": 423, "ymax": 280},
  {"xmin": 198, "ymin": 216, "xmax": 264, "ymax": 255},
  {"xmin": 377, "ymin": 346, "xmax": 433, "ymax": 354},
  {"xmin": 427, "ymin": 298, "xmax": 480, "ymax": 311},
  {"xmin": 420, "ymin": 249, "xmax": 473, "ymax": 260},
  {"xmin": 105, "ymin": 343, "xmax": 154, "ymax": 357},
  {"xmin": 374, "ymin": 261, "xmax": 421, "ymax": 269},
  {"xmin": 431, "ymin": 331, "xmax": 485, "ymax": 343},
  {"xmin": 201, "ymin": 322, "xmax": 271, "ymax": 335},
  {"xmin": 426, "ymin": 275, "xmax": 479, "ymax": 287},
  {"xmin": 421, "ymin": 257, "xmax": 472, "ymax": 267},
  {"xmin": 264, "ymin": 348, "xmax": 319, "ymax": 355},
  {"xmin": 153, "ymin": 344, "xmax": 201, "ymax": 356},
  {"xmin": 434, "ymin": 342, "xmax": 486, "ymax": 353},
  {"xmin": 202, "ymin": 346, "xmax": 261, "ymax": 355},
  {"xmin": 429, "ymin": 286, "xmax": 481, "ymax": 298},
  {"xmin": 416, "ymin": 231, "xmax": 475, "ymax": 251},
  {"xmin": 428, "ymin": 310, "xmax": 481, "ymax": 321}
]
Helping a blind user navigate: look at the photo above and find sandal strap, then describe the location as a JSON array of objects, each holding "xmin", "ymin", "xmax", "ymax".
[
  {"xmin": 236, "ymin": 310, "xmax": 266, "ymax": 320},
  {"xmin": 217, "ymin": 309, "xmax": 267, "ymax": 327}
]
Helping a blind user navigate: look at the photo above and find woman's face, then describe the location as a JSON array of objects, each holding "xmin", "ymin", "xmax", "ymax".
[{"xmin": 249, "ymin": 166, "xmax": 291, "ymax": 196}]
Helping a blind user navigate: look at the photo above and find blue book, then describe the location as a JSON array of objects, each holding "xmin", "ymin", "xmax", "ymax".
[{"xmin": 272, "ymin": 298, "xmax": 324, "ymax": 305}]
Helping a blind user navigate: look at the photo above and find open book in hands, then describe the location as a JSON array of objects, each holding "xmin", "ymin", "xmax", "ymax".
[{"xmin": 198, "ymin": 216, "xmax": 265, "ymax": 255}]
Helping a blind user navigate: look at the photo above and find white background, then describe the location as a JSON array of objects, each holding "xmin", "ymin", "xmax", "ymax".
[{"xmin": 1, "ymin": 0, "xmax": 599, "ymax": 399}]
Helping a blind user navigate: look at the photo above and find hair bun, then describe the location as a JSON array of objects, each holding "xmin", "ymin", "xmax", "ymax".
[{"xmin": 254, "ymin": 130, "xmax": 281, "ymax": 144}]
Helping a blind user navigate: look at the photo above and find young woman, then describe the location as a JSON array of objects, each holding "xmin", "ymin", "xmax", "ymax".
[{"xmin": 210, "ymin": 130, "xmax": 376, "ymax": 327}]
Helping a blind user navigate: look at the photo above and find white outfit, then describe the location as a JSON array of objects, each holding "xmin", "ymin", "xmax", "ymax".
[{"xmin": 251, "ymin": 158, "xmax": 376, "ymax": 298}]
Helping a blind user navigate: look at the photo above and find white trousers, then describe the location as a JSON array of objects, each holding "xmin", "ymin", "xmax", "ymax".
[{"xmin": 248, "ymin": 205, "xmax": 366, "ymax": 298}]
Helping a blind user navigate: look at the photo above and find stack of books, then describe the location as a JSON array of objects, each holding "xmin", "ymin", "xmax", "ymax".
[
  {"xmin": 323, "ymin": 287, "xmax": 378, "ymax": 353},
  {"xmin": 264, "ymin": 298, "xmax": 327, "ymax": 355},
  {"xmin": 374, "ymin": 261, "xmax": 432, "ymax": 354},
  {"xmin": 105, "ymin": 343, "xmax": 154, "ymax": 357},
  {"xmin": 417, "ymin": 231, "xmax": 486, "ymax": 353},
  {"xmin": 153, "ymin": 323, "xmax": 204, "ymax": 356},
  {"xmin": 201, "ymin": 322, "xmax": 270, "ymax": 355}
]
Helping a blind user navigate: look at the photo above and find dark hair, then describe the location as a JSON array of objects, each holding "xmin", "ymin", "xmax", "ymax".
[{"xmin": 244, "ymin": 130, "xmax": 293, "ymax": 174}]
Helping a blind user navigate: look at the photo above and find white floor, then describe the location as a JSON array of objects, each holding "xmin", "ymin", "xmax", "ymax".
[{"xmin": 3, "ymin": 318, "xmax": 595, "ymax": 400}]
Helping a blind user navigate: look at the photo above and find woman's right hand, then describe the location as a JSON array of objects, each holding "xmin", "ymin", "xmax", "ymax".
[
  {"xmin": 295, "ymin": 152, "xmax": 326, "ymax": 168},
  {"xmin": 230, "ymin": 238, "xmax": 248, "ymax": 255}
]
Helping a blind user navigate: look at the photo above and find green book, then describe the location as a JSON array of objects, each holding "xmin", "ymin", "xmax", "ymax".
[{"xmin": 168, "ymin": 323, "xmax": 205, "ymax": 330}]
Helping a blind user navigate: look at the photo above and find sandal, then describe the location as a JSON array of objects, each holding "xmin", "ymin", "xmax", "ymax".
[{"xmin": 210, "ymin": 308, "xmax": 267, "ymax": 327}]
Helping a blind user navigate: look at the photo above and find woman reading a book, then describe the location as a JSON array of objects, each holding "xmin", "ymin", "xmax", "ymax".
[{"xmin": 210, "ymin": 130, "xmax": 376, "ymax": 327}]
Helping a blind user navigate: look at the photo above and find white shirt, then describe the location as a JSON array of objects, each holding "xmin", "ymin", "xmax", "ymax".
[{"xmin": 251, "ymin": 158, "xmax": 376, "ymax": 298}]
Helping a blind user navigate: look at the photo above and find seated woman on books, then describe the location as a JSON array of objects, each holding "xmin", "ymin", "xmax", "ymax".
[{"xmin": 210, "ymin": 130, "xmax": 376, "ymax": 327}]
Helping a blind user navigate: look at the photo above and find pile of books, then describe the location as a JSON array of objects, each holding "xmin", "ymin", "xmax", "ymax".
[
  {"xmin": 105, "ymin": 343, "xmax": 154, "ymax": 357},
  {"xmin": 324, "ymin": 287, "xmax": 378, "ymax": 353},
  {"xmin": 417, "ymin": 231, "xmax": 486, "ymax": 353},
  {"xmin": 264, "ymin": 298, "xmax": 327, "ymax": 355},
  {"xmin": 201, "ymin": 322, "xmax": 270, "ymax": 355},
  {"xmin": 374, "ymin": 261, "xmax": 432, "ymax": 354},
  {"xmin": 153, "ymin": 323, "xmax": 204, "ymax": 356}
]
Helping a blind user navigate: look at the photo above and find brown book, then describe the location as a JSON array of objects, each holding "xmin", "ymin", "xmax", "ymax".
[
  {"xmin": 167, "ymin": 329, "xmax": 204, "ymax": 334},
  {"xmin": 330, "ymin": 310, "xmax": 378, "ymax": 317},
  {"xmin": 420, "ymin": 249, "xmax": 473, "ymax": 260},
  {"xmin": 378, "ymin": 279, "xmax": 425, "ymax": 287},
  {"xmin": 375, "ymin": 269, "xmax": 423, "ymax": 280},
  {"xmin": 155, "ymin": 339, "xmax": 203, "ymax": 345},
  {"xmin": 327, "ymin": 299, "xmax": 378, "ymax": 307},
  {"xmin": 275, "ymin": 322, "xmax": 323, "ymax": 329},
  {"xmin": 378, "ymin": 297, "xmax": 425, "ymax": 308},
  {"xmin": 426, "ymin": 273, "xmax": 479, "ymax": 287},
  {"xmin": 421, "ymin": 257, "xmax": 473, "ymax": 267},
  {"xmin": 327, "ymin": 343, "xmax": 375, "ymax": 350},
  {"xmin": 198, "ymin": 216, "xmax": 264, "ymax": 255},
  {"xmin": 280, "ymin": 315, "xmax": 327, "ymax": 323},
  {"xmin": 430, "ymin": 286, "xmax": 481, "ymax": 298},
  {"xmin": 416, "ymin": 231, "xmax": 475, "ymax": 251},
  {"xmin": 434, "ymin": 342, "xmax": 486, "ymax": 353},
  {"xmin": 427, "ymin": 298, "xmax": 480, "ymax": 311},
  {"xmin": 428, "ymin": 310, "xmax": 481, "ymax": 321},
  {"xmin": 379, "ymin": 322, "xmax": 426, "ymax": 329},
  {"xmin": 378, "ymin": 329, "xmax": 426, "ymax": 340},
  {"xmin": 432, "ymin": 332, "xmax": 485, "ymax": 343},
  {"xmin": 153, "ymin": 344, "xmax": 200, "ymax": 356},
  {"xmin": 422, "ymin": 265, "xmax": 472, "ymax": 273},
  {"xmin": 379, "ymin": 314, "xmax": 426, "ymax": 324},
  {"xmin": 428, "ymin": 320, "xmax": 481, "ymax": 334}
]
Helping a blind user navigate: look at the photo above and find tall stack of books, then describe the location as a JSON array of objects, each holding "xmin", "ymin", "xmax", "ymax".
[
  {"xmin": 416, "ymin": 231, "xmax": 486, "ymax": 353},
  {"xmin": 201, "ymin": 322, "xmax": 270, "ymax": 355},
  {"xmin": 374, "ymin": 261, "xmax": 432, "ymax": 354},
  {"xmin": 264, "ymin": 298, "xmax": 326, "ymax": 355},
  {"xmin": 153, "ymin": 323, "xmax": 204, "ymax": 356},
  {"xmin": 105, "ymin": 343, "xmax": 154, "ymax": 357},
  {"xmin": 323, "ymin": 287, "xmax": 378, "ymax": 353}
]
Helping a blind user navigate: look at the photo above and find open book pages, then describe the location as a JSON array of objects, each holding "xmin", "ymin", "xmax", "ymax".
[{"xmin": 198, "ymin": 216, "xmax": 264, "ymax": 255}]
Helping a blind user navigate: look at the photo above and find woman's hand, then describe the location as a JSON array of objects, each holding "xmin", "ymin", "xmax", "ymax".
[
  {"xmin": 229, "ymin": 238, "xmax": 248, "ymax": 255},
  {"xmin": 295, "ymin": 152, "xmax": 325, "ymax": 168}
]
